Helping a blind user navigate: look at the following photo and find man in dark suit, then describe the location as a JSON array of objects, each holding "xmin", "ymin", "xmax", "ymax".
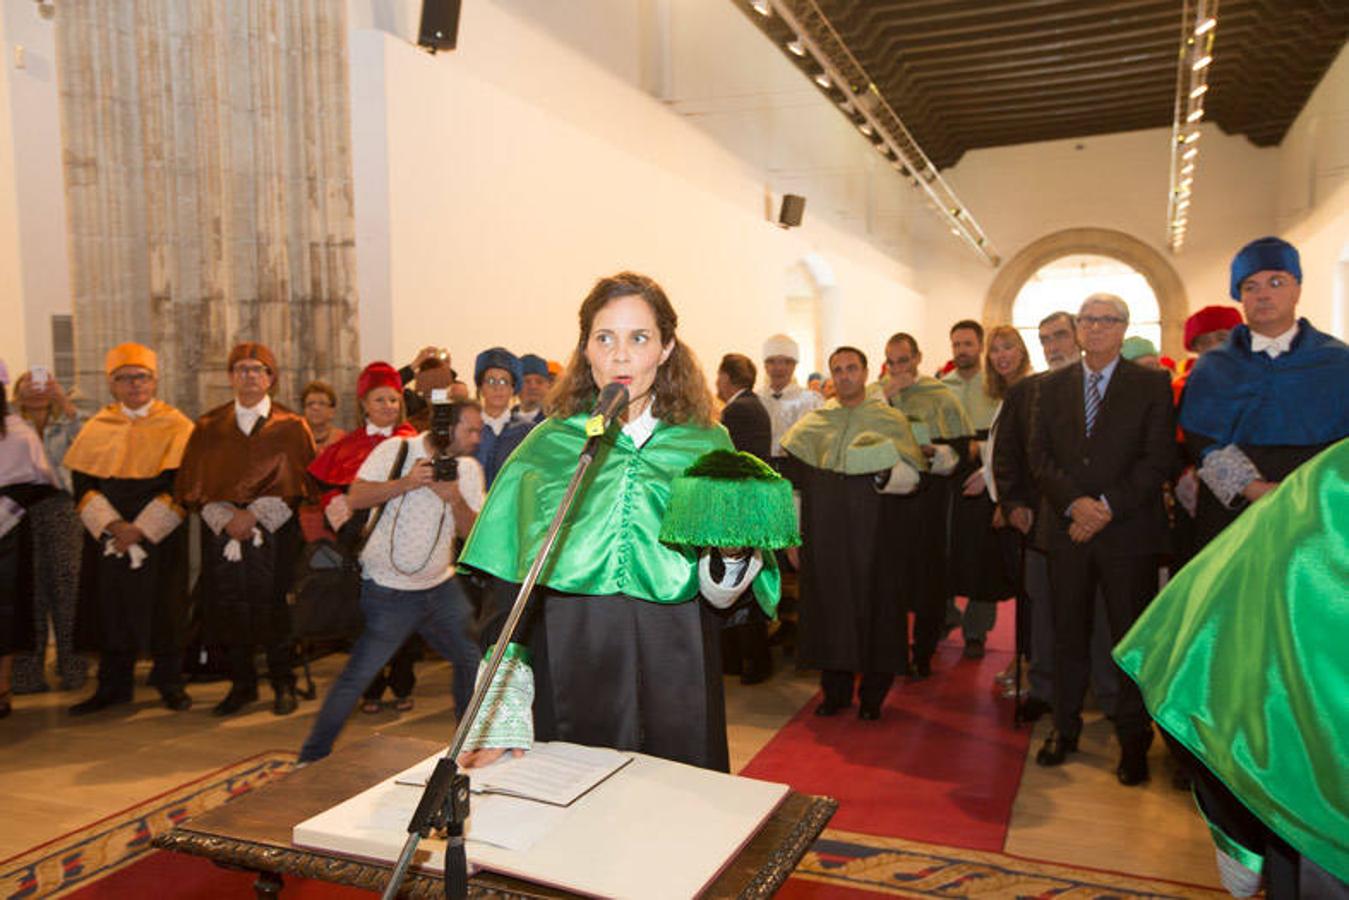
[
  {"xmin": 717, "ymin": 353, "xmax": 772, "ymax": 462},
  {"xmin": 715, "ymin": 353, "xmax": 774, "ymax": 683},
  {"xmin": 1029, "ymin": 294, "xmax": 1175, "ymax": 786}
]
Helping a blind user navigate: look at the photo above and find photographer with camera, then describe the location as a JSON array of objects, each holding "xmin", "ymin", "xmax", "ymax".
[{"xmin": 298, "ymin": 392, "xmax": 485, "ymax": 764}]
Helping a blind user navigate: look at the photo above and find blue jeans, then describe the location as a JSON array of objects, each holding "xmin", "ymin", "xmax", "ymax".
[{"xmin": 298, "ymin": 576, "xmax": 481, "ymax": 763}]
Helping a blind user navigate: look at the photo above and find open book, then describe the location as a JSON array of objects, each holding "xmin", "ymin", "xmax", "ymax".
[{"xmin": 394, "ymin": 742, "xmax": 631, "ymax": 807}]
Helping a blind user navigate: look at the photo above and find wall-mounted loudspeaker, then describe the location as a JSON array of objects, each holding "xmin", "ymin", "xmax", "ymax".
[
  {"xmin": 418, "ymin": 0, "xmax": 462, "ymax": 53},
  {"xmin": 778, "ymin": 194, "xmax": 806, "ymax": 229}
]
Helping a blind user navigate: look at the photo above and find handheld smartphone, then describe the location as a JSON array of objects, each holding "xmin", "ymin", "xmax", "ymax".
[{"xmin": 30, "ymin": 366, "xmax": 51, "ymax": 389}]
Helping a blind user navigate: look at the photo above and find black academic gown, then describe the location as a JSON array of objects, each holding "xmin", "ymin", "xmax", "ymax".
[
  {"xmin": 791, "ymin": 463, "xmax": 909, "ymax": 700},
  {"xmin": 0, "ymin": 483, "xmax": 55, "ymax": 657},
  {"xmin": 72, "ymin": 471, "xmax": 190, "ymax": 682}
]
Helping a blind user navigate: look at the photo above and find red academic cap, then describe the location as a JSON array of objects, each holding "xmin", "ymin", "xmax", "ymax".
[
  {"xmin": 1183, "ymin": 306, "xmax": 1244, "ymax": 351},
  {"xmin": 356, "ymin": 361, "xmax": 403, "ymax": 398}
]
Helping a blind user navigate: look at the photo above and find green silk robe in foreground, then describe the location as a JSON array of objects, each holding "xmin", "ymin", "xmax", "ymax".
[
  {"xmin": 460, "ymin": 413, "xmax": 779, "ymax": 617},
  {"xmin": 1114, "ymin": 438, "xmax": 1349, "ymax": 882}
]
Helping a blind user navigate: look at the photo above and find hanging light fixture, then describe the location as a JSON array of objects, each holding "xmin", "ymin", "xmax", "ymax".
[
  {"xmin": 743, "ymin": 0, "xmax": 998, "ymax": 265},
  {"xmin": 1166, "ymin": 0, "xmax": 1219, "ymax": 253}
]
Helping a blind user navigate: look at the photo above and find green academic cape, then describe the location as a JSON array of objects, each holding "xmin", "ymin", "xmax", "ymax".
[
  {"xmin": 1114, "ymin": 438, "xmax": 1349, "ymax": 882},
  {"xmin": 780, "ymin": 396, "xmax": 926, "ymax": 474},
  {"xmin": 871, "ymin": 376, "xmax": 974, "ymax": 442},
  {"xmin": 460, "ymin": 413, "xmax": 779, "ymax": 617}
]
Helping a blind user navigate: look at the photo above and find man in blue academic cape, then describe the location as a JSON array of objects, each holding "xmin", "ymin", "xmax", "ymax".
[{"xmin": 1179, "ymin": 236, "xmax": 1349, "ymax": 547}]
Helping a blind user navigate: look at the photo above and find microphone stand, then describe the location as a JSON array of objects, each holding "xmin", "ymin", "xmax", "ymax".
[{"xmin": 381, "ymin": 427, "xmax": 612, "ymax": 900}]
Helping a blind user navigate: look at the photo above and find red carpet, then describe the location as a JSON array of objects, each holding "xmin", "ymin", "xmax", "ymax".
[{"xmin": 741, "ymin": 606, "xmax": 1029, "ymax": 852}]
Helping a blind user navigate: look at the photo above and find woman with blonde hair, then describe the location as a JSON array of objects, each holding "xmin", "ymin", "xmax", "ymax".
[{"xmin": 457, "ymin": 271, "xmax": 779, "ymax": 772}]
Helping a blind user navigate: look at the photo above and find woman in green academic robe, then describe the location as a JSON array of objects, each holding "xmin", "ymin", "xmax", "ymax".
[{"xmin": 457, "ymin": 272, "xmax": 778, "ymax": 772}]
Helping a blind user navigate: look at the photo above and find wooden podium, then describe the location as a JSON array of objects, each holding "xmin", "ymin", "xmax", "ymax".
[{"xmin": 153, "ymin": 735, "xmax": 836, "ymax": 898}]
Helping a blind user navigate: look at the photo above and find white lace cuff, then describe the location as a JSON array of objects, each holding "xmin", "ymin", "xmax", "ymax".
[
  {"xmin": 201, "ymin": 501, "xmax": 238, "ymax": 536},
  {"xmin": 324, "ymin": 494, "xmax": 353, "ymax": 532},
  {"xmin": 247, "ymin": 496, "xmax": 293, "ymax": 533},
  {"xmin": 875, "ymin": 460, "xmax": 921, "ymax": 495},
  {"xmin": 929, "ymin": 444, "xmax": 958, "ymax": 476},
  {"xmin": 699, "ymin": 550, "xmax": 764, "ymax": 609},
  {"xmin": 78, "ymin": 492, "xmax": 121, "ymax": 539},
  {"xmin": 103, "ymin": 538, "xmax": 149, "ymax": 570},
  {"xmin": 461, "ymin": 645, "xmax": 535, "ymax": 752},
  {"xmin": 133, "ymin": 495, "xmax": 184, "ymax": 544},
  {"xmin": 1198, "ymin": 445, "xmax": 1261, "ymax": 508}
]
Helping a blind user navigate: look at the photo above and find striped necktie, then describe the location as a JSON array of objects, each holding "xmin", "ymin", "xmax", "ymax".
[{"xmin": 1084, "ymin": 371, "xmax": 1103, "ymax": 437}]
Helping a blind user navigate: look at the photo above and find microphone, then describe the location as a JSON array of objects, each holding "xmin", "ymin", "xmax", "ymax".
[{"xmin": 580, "ymin": 382, "xmax": 630, "ymax": 460}]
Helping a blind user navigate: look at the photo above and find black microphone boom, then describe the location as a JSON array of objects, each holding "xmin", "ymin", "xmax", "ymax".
[{"xmin": 581, "ymin": 382, "xmax": 630, "ymax": 461}]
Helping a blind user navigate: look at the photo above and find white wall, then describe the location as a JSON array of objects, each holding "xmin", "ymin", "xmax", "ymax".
[
  {"xmin": 906, "ymin": 125, "xmax": 1281, "ymax": 346},
  {"xmin": 350, "ymin": 2, "xmax": 927, "ymax": 385},
  {"xmin": 1274, "ymin": 43, "xmax": 1349, "ymax": 337},
  {"xmin": 0, "ymin": 0, "xmax": 70, "ymax": 375}
]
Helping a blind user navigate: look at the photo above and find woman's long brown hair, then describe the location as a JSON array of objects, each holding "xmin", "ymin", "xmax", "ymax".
[
  {"xmin": 984, "ymin": 325, "xmax": 1031, "ymax": 401},
  {"xmin": 548, "ymin": 272, "xmax": 715, "ymax": 427}
]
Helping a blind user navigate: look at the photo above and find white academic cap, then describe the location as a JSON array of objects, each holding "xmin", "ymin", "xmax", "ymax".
[{"xmin": 762, "ymin": 334, "xmax": 800, "ymax": 361}]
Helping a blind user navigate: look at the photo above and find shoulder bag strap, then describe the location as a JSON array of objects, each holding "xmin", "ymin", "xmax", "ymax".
[{"xmin": 351, "ymin": 437, "xmax": 412, "ymax": 558}]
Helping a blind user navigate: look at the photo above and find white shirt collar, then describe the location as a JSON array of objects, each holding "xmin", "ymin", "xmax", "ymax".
[
  {"xmin": 366, "ymin": 423, "xmax": 394, "ymax": 437},
  {"xmin": 234, "ymin": 395, "xmax": 272, "ymax": 433},
  {"xmin": 1250, "ymin": 322, "xmax": 1299, "ymax": 358},
  {"xmin": 762, "ymin": 381, "xmax": 800, "ymax": 401},
  {"xmin": 725, "ymin": 388, "xmax": 748, "ymax": 405},
  {"xmin": 622, "ymin": 402, "xmax": 659, "ymax": 449},
  {"xmin": 121, "ymin": 402, "xmax": 152, "ymax": 419},
  {"xmin": 482, "ymin": 408, "xmax": 512, "ymax": 435}
]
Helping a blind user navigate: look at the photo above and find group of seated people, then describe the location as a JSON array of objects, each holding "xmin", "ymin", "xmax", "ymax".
[{"xmin": 0, "ymin": 239, "xmax": 1344, "ymax": 895}]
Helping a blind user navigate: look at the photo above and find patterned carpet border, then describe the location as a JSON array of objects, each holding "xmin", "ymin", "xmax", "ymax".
[
  {"xmin": 792, "ymin": 828, "xmax": 1228, "ymax": 898},
  {"xmin": 1, "ymin": 751, "xmax": 295, "ymax": 900}
]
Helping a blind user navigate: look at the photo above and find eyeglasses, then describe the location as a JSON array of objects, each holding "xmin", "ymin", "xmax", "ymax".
[
  {"xmin": 232, "ymin": 364, "xmax": 271, "ymax": 377},
  {"xmin": 1241, "ymin": 275, "xmax": 1292, "ymax": 292},
  {"xmin": 1078, "ymin": 315, "xmax": 1127, "ymax": 328},
  {"xmin": 112, "ymin": 372, "xmax": 154, "ymax": 385},
  {"xmin": 481, "ymin": 376, "xmax": 513, "ymax": 387}
]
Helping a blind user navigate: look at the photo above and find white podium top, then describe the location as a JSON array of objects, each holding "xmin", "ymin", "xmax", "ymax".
[{"xmin": 293, "ymin": 743, "xmax": 790, "ymax": 899}]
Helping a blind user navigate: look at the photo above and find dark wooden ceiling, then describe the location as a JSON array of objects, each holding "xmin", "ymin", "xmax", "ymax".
[{"xmin": 734, "ymin": 1, "xmax": 1347, "ymax": 169}]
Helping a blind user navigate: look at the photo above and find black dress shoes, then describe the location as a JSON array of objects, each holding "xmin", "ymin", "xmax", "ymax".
[
  {"xmin": 1016, "ymin": 696, "xmax": 1052, "ymax": 724},
  {"xmin": 272, "ymin": 685, "xmax": 298, "ymax": 716},
  {"xmin": 69, "ymin": 691, "xmax": 133, "ymax": 716},
  {"xmin": 814, "ymin": 700, "xmax": 848, "ymax": 717},
  {"xmin": 1035, "ymin": 731, "xmax": 1079, "ymax": 766},
  {"xmin": 159, "ymin": 688, "xmax": 193, "ymax": 712},
  {"xmin": 1117, "ymin": 749, "xmax": 1151, "ymax": 786},
  {"xmin": 858, "ymin": 706, "xmax": 881, "ymax": 721},
  {"xmin": 212, "ymin": 685, "xmax": 259, "ymax": 717}
]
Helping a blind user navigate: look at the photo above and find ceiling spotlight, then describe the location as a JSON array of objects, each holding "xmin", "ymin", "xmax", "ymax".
[
  {"xmin": 1186, "ymin": 109, "xmax": 1204, "ymax": 123},
  {"xmin": 1183, "ymin": 130, "xmax": 1201, "ymax": 144},
  {"xmin": 1195, "ymin": 17, "xmax": 1216, "ymax": 36},
  {"xmin": 857, "ymin": 121, "xmax": 874, "ymax": 137},
  {"xmin": 1189, "ymin": 84, "xmax": 1209, "ymax": 99},
  {"xmin": 751, "ymin": 0, "xmax": 771, "ymax": 16},
  {"xmin": 1192, "ymin": 55, "xmax": 1212, "ymax": 71},
  {"xmin": 786, "ymin": 39, "xmax": 806, "ymax": 57},
  {"xmin": 1182, "ymin": 147, "xmax": 1199, "ymax": 161},
  {"xmin": 814, "ymin": 73, "xmax": 831, "ymax": 89}
]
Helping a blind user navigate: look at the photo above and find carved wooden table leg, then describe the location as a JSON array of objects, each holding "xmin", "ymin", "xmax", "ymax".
[{"xmin": 254, "ymin": 870, "xmax": 284, "ymax": 898}]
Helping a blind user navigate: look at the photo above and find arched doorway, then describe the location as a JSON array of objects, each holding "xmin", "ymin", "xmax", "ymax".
[
  {"xmin": 1011, "ymin": 255, "xmax": 1162, "ymax": 371},
  {"xmin": 983, "ymin": 228, "xmax": 1187, "ymax": 360}
]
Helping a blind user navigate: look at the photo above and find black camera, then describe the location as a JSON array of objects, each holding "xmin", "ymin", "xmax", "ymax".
[{"xmin": 427, "ymin": 389, "xmax": 459, "ymax": 482}]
